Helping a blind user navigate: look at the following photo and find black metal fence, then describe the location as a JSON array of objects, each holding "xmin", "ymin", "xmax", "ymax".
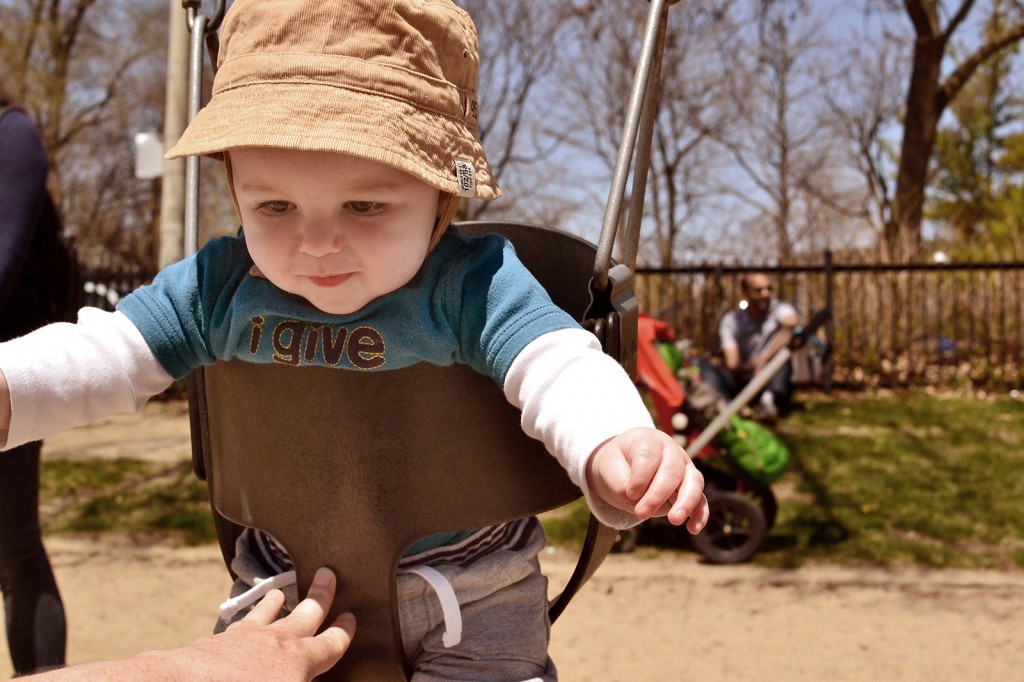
[
  {"xmin": 76, "ymin": 268, "xmax": 156, "ymax": 312},
  {"xmin": 636, "ymin": 254, "xmax": 1024, "ymax": 392}
]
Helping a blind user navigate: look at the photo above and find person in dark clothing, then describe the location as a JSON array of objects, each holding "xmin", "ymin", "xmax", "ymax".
[{"xmin": 0, "ymin": 97, "xmax": 68, "ymax": 675}]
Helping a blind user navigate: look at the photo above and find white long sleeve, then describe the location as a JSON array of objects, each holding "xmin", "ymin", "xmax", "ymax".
[
  {"xmin": 503, "ymin": 327, "xmax": 654, "ymax": 529},
  {"xmin": 0, "ymin": 308, "xmax": 174, "ymax": 449}
]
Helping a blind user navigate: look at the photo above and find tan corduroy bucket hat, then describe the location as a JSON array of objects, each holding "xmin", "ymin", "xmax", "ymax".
[{"xmin": 167, "ymin": 0, "xmax": 500, "ymax": 201}]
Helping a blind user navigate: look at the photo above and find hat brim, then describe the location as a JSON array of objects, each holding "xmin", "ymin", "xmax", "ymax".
[{"xmin": 166, "ymin": 81, "xmax": 500, "ymax": 201}]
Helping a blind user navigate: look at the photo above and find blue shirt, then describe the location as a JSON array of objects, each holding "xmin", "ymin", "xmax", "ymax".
[{"xmin": 118, "ymin": 227, "xmax": 580, "ymax": 387}]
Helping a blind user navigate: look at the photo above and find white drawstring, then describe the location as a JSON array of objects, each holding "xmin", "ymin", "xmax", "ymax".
[
  {"xmin": 404, "ymin": 566, "xmax": 462, "ymax": 648},
  {"xmin": 219, "ymin": 570, "xmax": 297, "ymax": 622},
  {"xmin": 219, "ymin": 565, "xmax": 463, "ymax": 649}
]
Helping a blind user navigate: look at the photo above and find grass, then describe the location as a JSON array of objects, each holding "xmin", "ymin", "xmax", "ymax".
[
  {"xmin": 763, "ymin": 391, "xmax": 1024, "ymax": 570},
  {"xmin": 39, "ymin": 391, "xmax": 1024, "ymax": 570},
  {"xmin": 40, "ymin": 459, "xmax": 217, "ymax": 545},
  {"xmin": 542, "ymin": 390, "xmax": 1024, "ymax": 571}
]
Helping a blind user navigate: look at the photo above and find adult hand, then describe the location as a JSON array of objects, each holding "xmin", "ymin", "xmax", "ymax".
[
  {"xmin": 218, "ymin": 565, "xmax": 354, "ymax": 675},
  {"xmin": 28, "ymin": 567, "xmax": 355, "ymax": 682},
  {"xmin": 174, "ymin": 566, "xmax": 355, "ymax": 681}
]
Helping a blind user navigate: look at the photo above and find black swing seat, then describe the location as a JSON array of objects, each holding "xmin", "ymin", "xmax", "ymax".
[{"xmin": 188, "ymin": 222, "xmax": 623, "ymax": 681}]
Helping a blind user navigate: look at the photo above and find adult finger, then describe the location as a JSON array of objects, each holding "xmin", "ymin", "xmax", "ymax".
[
  {"xmin": 229, "ymin": 589, "xmax": 286, "ymax": 629},
  {"xmin": 307, "ymin": 612, "xmax": 358, "ymax": 678},
  {"xmin": 275, "ymin": 567, "xmax": 337, "ymax": 636}
]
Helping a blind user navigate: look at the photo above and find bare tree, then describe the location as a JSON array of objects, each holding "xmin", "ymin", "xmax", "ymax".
[
  {"xmin": 559, "ymin": 1, "xmax": 737, "ymax": 266},
  {"xmin": 708, "ymin": 1, "xmax": 864, "ymax": 262},
  {"xmin": 822, "ymin": 27, "xmax": 909, "ymax": 258},
  {"xmin": 452, "ymin": 2, "xmax": 580, "ymax": 226}
]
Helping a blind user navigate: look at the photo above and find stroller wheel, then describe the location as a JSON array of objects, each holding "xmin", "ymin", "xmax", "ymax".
[
  {"xmin": 611, "ymin": 526, "xmax": 640, "ymax": 554},
  {"xmin": 690, "ymin": 491, "xmax": 767, "ymax": 564}
]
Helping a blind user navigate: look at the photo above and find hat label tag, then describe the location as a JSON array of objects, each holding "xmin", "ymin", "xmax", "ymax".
[{"xmin": 454, "ymin": 159, "xmax": 476, "ymax": 198}]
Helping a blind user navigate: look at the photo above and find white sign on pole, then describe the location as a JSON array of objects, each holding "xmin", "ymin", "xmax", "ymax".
[{"xmin": 134, "ymin": 131, "xmax": 164, "ymax": 180}]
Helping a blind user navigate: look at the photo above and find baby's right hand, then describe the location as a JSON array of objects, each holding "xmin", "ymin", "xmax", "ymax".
[{"xmin": 586, "ymin": 427, "xmax": 708, "ymax": 533}]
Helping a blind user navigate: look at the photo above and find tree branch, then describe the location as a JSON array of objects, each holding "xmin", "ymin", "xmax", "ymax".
[{"xmin": 939, "ymin": 23, "xmax": 1024, "ymax": 110}]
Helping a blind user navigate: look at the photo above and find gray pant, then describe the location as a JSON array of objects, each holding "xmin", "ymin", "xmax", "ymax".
[
  {"xmin": 220, "ymin": 520, "xmax": 556, "ymax": 681},
  {"xmin": 399, "ymin": 520, "xmax": 555, "ymax": 681}
]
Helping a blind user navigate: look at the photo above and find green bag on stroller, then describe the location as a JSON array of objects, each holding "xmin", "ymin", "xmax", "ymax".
[{"xmin": 716, "ymin": 415, "xmax": 791, "ymax": 483}]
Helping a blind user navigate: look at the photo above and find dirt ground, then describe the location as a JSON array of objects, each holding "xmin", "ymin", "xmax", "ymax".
[{"xmin": 4, "ymin": 401, "xmax": 1024, "ymax": 681}]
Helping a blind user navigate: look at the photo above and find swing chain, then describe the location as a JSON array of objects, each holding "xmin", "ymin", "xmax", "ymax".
[{"xmin": 182, "ymin": 0, "xmax": 225, "ymax": 35}]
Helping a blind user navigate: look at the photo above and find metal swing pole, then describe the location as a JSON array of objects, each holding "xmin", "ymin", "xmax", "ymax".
[
  {"xmin": 180, "ymin": 0, "xmax": 224, "ymax": 483},
  {"xmin": 181, "ymin": 0, "xmax": 225, "ymax": 257},
  {"xmin": 583, "ymin": 0, "xmax": 671, "ymax": 379},
  {"xmin": 592, "ymin": 0, "xmax": 670, "ymax": 289}
]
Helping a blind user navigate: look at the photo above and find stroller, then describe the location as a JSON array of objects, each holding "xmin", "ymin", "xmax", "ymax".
[{"xmin": 614, "ymin": 311, "xmax": 829, "ymax": 563}]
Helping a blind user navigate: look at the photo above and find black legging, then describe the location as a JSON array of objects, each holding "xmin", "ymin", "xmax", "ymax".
[{"xmin": 0, "ymin": 441, "xmax": 66, "ymax": 675}]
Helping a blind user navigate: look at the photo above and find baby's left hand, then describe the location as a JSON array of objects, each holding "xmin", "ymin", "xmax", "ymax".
[{"xmin": 586, "ymin": 427, "xmax": 709, "ymax": 533}]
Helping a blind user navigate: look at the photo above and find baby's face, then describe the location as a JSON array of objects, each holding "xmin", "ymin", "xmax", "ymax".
[{"xmin": 230, "ymin": 148, "xmax": 442, "ymax": 315}]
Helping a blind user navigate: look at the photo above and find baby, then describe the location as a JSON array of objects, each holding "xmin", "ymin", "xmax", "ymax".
[{"xmin": 0, "ymin": 1, "xmax": 707, "ymax": 679}]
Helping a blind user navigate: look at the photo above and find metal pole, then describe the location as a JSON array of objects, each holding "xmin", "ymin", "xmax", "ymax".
[
  {"xmin": 823, "ymin": 249, "xmax": 834, "ymax": 393},
  {"xmin": 593, "ymin": 0, "xmax": 669, "ymax": 291},
  {"xmin": 621, "ymin": 3, "xmax": 667, "ymax": 272},
  {"xmin": 158, "ymin": 0, "xmax": 189, "ymax": 268},
  {"xmin": 686, "ymin": 348, "xmax": 793, "ymax": 454},
  {"xmin": 183, "ymin": 13, "xmax": 208, "ymax": 257}
]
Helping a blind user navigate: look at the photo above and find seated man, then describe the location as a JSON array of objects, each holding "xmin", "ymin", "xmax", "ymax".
[{"xmin": 697, "ymin": 271, "xmax": 798, "ymax": 422}]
